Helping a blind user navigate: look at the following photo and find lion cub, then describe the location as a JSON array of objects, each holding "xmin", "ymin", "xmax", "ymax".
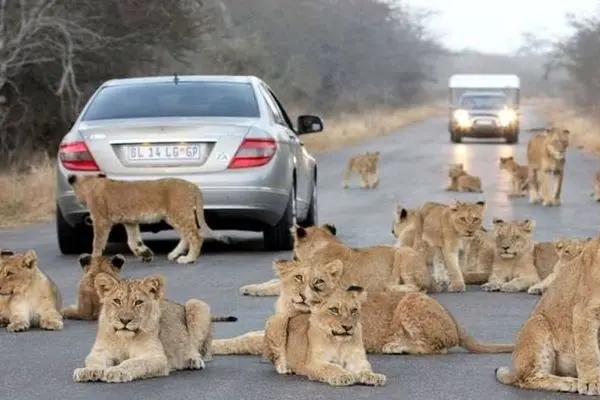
[
  {"xmin": 275, "ymin": 285, "xmax": 386, "ymax": 387},
  {"xmin": 499, "ymin": 156, "xmax": 529, "ymax": 197},
  {"xmin": 0, "ymin": 249, "xmax": 63, "ymax": 332},
  {"xmin": 527, "ymin": 237, "xmax": 591, "ymax": 295},
  {"xmin": 495, "ymin": 236, "xmax": 600, "ymax": 395},
  {"xmin": 592, "ymin": 170, "xmax": 600, "ymax": 201},
  {"xmin": 67, "ymin": 174, "xmax": 227, "ymax": 264},
  {"xmin": 415, "ymin": 201, "xmax": 486, "ymax": 292},
  {"xmin": 445, "ymin": 163, "xmax": 483, "ymax": 193},
  {"xmin": 342, "ymin": 151, "xmax": 380, "ymax": 189},
  {"xmin": 73, "ymin": 274, "xmax": 217, "ymax": 383},
  {"xmin": 526, "ymin": 128, "xmax": 570, "ymax": 206},
  {"xmin": 61, "ymin": 254, "xmax": 124, "ymax": 320}
]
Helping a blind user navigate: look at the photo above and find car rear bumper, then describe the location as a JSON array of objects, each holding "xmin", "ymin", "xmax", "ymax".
[{"xmin": 57, "ymin": 185, "xmax": 290, "ymax": 232}]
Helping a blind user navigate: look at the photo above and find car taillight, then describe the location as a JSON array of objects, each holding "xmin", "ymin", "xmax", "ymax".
[
  {"xmin": 58, "ymin": 141, "xmax": 100, "ymax": 171},
  {"xmin": 228, "ymin": 138, "xmax": 277, "ymax": 169}
]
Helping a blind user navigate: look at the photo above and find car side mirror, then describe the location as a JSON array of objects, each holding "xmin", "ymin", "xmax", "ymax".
[{"xmin": 297, "ymin": 115, "xmax": 324, "ymax": 135}]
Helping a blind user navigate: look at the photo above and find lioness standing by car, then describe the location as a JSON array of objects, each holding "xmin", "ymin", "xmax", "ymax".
[{"xmin": 67, "ymin": 174, "xmax": 227, "ymax": 264}]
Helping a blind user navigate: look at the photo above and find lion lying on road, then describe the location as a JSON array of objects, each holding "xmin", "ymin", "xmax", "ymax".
[
  {"xmin": 0, "ymin": 249, "xmax": 63, "ymax": 332},
  {"xmin": 495, "ymin": 236, "xmax": 600, "ymax": 395},
  {"xmin": 212, "ymin": 258, "xmax": 514, "ymax": 366},
  {"xmin": 240, "ymin": 223, "xmax": 433, "ymax": 296},
  {"xmin": 73, "ymin": 273, "xmax": 232, "ymax": 383},
  {"xmin": 445, "ymin": 163, "xmax": 483, "ymax": 193},
  {"xmin": 68, "ymin": 174, "xmax": 227, "ymax": 264}
]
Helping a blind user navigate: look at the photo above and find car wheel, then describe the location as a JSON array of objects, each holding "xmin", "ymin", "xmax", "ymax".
[
  {"xmin": 300, "ymin": 179, "xmax": 318, "ymax": 227},
  {"xmin": 505, "ymin": 130, "xmax": 519, "ymax": 144},
  {"xmin": 263, "ymin": 186, "xmax": 296, "ymax": 251},
  {"xmin": 56, "ymin": 206, "xmax": 92, "ymax": 255},
  {"xmin": 450, "ymin": 130, "xmax": 462, "ymax": 143}
]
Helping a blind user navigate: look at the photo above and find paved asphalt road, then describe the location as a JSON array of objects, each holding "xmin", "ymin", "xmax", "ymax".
[{"xmin": 1, "ymin": 106, "xmax": 598, "ymax": 400}]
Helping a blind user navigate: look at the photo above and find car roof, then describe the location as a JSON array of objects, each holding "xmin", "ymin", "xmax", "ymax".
[{"xmin": 101, "ymin": 75, "xmax": 261, "ymax": 87}]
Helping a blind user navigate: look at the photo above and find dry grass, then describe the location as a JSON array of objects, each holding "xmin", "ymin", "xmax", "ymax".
[
  {"xmin": 302, "ymin": 104, "xmax": 443, "ymax": 152},
  {"xmin": 535, "ymin": 98, "xmax": 600, "ymax": 155},
  {"xmin": 0, "ymin": 155, "xmax": 56, "ymax": 228},
  {"xmin": 0, "ymin": 105, "xmax": 442, "ymax": 228}
]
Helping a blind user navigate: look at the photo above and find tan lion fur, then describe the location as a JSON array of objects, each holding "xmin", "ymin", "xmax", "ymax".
[
  {"xmin": 61, "ymin": 254, "xmax": 124, "ymax": 321},
  {"xmin": 494, "ymin": 236, "xmax": 600, "ymax": 395},
  {"xmin": 445, "ymin": 163, "xmax": 483, "ymax": 193},
  {"xmin": 413, "ymin": 200, "xmax": 487, "ymax": 292},
  {"xmin": 342, "ymin": 151, "xmax": 380, "ymax": 189},
  {"xmin": 592, "ymin": 170, "xmax": 600, "ymax": 202},
  {"xmin": 0, "ymin": 249, "xmax": 63, "ymax": 332},
  {"xmin": 526, "ymin": 128, "xmax": 570, "ymax": 207},
  {"xmin": 527, "ymin": 237, "xmax": 592, "ymax": 295},
  {"xmin": 67, "ymin": 174, "xmax": 226, "ymax": 264},
  {"xmin": 499, "ymin": 156, "xmax": 529, "ymax": 197},
  {"xmin": 73, "ymin": 273, "xmax": 216, "ymax": 383},
  {"xmin": 212, "ymin": 258, "xmax": 514, "ymax": 362}
]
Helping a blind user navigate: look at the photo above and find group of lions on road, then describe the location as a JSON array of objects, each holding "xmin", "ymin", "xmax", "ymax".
[{"xmin": 2, "ymin": 125, "xmax": 600, "ymax": 392}]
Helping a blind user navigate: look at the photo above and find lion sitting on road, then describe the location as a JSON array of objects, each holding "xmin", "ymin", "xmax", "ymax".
[
  {"xmin": 527, "ymin": 237, "xmax": 591, "ymax": 295},
  {"xmin": 342, "ymin": 151, "xmax": 380, "ymax": 189},
  {"xmin": 413, "ymin": 200, "xmax": 487, "ymax": 292},
  {"xmin": 526, "ymin": 127, "xmax": 570, "ymax": 206},
  {"xmin": 0, "ymin": 249, "xmax": 63, "ymax": 332},
  {"xmin": 73, "ymin": 273, "xmax": 220, "ymax": 383},
  {"xmin": 240, "ymin": 223, "xmax": 433, "ymax": 296},
  {"xmin": 481, "ymin": 218, "xmax": 558, "ymax": 293},
  {"xmin": 67, "ymin": 173, "xmax": 227, "ymax": 264},
  {"xmin": 591, "ymin": 170, "xmax": 600, "ymax": 202},
  {"xmin": 212, "ymin": 258, "xmax": 514, "ymax": 367},
  {"xmin": 495, "ymin": 236, "xmax": 600, "ymax": 395},
  {"xmin": 499, "ymin": 156, "xmax": 529, "ymax": 197},
  {"xmin": 445, "ymin": 163, "xmax": 483, "ymax": 193},
  {"xmin": 61, "ymin": 254, "xmax": 125, "ymax": 320}
]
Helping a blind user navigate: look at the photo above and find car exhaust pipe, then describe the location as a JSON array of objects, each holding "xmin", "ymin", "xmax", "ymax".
[{"xmin": 84, "ymin": 216, "xmax": 93, "ymax": 226}]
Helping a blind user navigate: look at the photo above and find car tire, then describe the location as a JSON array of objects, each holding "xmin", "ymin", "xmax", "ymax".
[
  {"xmin": 450, "ymin": 129, "xmax": 462, "ymax": 143},
  {"xmin": 263, "ymin": 186, "xmax": 296, "ymax": 251},
  {"xmin": 56, "ymin": 206, "xmax": 92, "ymax": 255},
  {"xmin": 299, "ymin": 178, "xmax": 317, "ymax": 228},
  {"xmin": 505, "ymin": 129, "xmax": 519, "ymax": 144}
]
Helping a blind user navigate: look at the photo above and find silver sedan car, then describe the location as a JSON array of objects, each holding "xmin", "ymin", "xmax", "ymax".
[{"xmin": 55, "ymin": 75, "xmax": 324, "ymax": 254}]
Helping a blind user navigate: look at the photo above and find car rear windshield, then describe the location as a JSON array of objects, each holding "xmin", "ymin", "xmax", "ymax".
[{"xmin": 81, "ymin": 81, "xmax": 260, "ymax": 120}]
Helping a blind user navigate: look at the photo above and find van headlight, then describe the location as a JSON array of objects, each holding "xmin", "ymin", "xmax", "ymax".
[
  {"xmin": 498, "ymin": 109, "xmax": 517, "ymax": 127},
  {"xmin": 453, "ymin": 109, "xmax": 471, "ymax": 127}
]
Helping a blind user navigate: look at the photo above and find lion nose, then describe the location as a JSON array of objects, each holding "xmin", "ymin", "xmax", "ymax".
[
  {"xmin": 502, "ymin": 245, "xmax": 510, "ymax": 251},
  {"xmin": 342, "ymin": 325, "xmax": 352, "ymax": 331},
  {"xmin": 299, "ymin": 293, "xmax": 306, "ymax": 301},
  {"xmin": 120, "ymin": 317, "xmax": 133, "ymax": 325}
]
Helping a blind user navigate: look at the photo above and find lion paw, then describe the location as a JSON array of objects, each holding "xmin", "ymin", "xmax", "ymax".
[
  {"xmin": 481, "ymin": 282, "xmax": 501, "ymax": 292},
  {"xmin": 447, "ymin": 282, "xmax": 466, "ymax": 293},
  {"xmin": 527, "ymin": 286, "xmax": 543, "ymax": 295},
  {"xmin": 39, "ymin": 316, "xmax": 64, "ymax": 331},
  {"xmin": 6, "ymin": 319, "xmax": 30, "ymax": 332},
  {"xmin": 139, "ymin": 248, "xmax": 154, "ymax": 263},
  {"xmin": 578, "ymin": 379, "xmax": 600, "ymax": 395},
  {"xmin": 103, "ymin": 366, "xmax": 135, "ymax": 383},
  {"xmin": 358, "ymin": 371, "xmax": 387, "ymax": 386},
  {"xmin": 529, "ymin": 197, "xmax": 541, "ymax": 204},
  {"xmin": 499, "ymin": 283, "xmax": 522, "ymax": 293},
  {"xmin": 327, "ymin": 373, "xmax": 357, "ymax": 386},
  {"xmin": 186, "ymin": 356, "xmax": 205, "ymax": 370},
  {"xmin": 176, "ymin": 255, "xmax": 196, "ymax": 264},
  {"xmin": 381, "ymin": 343, "xmax": 409, "ymax": 354},
  {"xmin": 73, "ymin": 367, "xmax": 104, "ymax": 382},
  {"xmin": 275, "ymin": 361, "xmax": 292, "ymax": 375}
]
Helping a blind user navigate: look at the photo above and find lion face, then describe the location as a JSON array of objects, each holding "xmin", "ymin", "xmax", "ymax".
[
  {"xmin": 273, "ymin": 259, "xmax": 310, "ymax": 312},
  {"xmin": 304, "ymin": 259, "xmax": 344, "ymax": 306},
  {"xmin": 94, "ymin": 273, "xmax": 164, "ymax": 336},
  {"xmin": 492, "ymin": 218, "xmax": 535, "ymax": 259},
  {"xmin": 365, "ymin": 151, "xmax": 380, "ymax": 170},
  {"xmin": 79, "ymin": 253, "xmax": 124, "ymax": 281},
  {"xmin": 449, "ymin": 163, "xmax": 465, "ymax": 178},
  {"xmin": 292, "ymin": 223, "xmax": 338, "ymax": 261},
  {"xmin": 546, "ymin": 129, "xmax": 570, "ymax": 160},
  {"xmin": 391, "ymin": 205, "xmax": 416, "ymax": 238},
  {"xmin": 310, "ymin": 285, "xmax": 366, "ymax": 342},
  {"xmin": 554, "ymin": 237, "xmax": 592, "ymax": 261},
  {"xmin": 498, "ymin": 156, "xmax": 516, "ymax": 171},
  {"xmin": 448, "ymin": 201, "xmax": 485, "ymax": 238},
  {"xmin": 0, "ymin": 250, "xmax": 38, "ymax": 296}
]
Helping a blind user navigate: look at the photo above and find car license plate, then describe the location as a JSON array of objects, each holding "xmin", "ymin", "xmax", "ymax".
[
  {"xmin": 476, "ymin": 120, "xmax": 493, "ymax": 125},
  {"xmin": 126, "ymin": 144, "xmax": 203, "ymax": 161}
]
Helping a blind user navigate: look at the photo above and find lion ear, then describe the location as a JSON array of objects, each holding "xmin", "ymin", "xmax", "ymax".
[
  {"xmin": 94, "ymin": 273, "xmax": 119, "ymax": 299},
  {"xmin": 346, "ymin": 285, "xmax": 367, "ymax": 303},
  {"xmin": 78, "ymin": 253, "xmax": 92, "ymax": 270},
  {"xmin": 20, "ymin": 250, "xmax": 37, "ymax": 269},
  {"xmin": 142, "ymin": 275, "xmax": 166, "ymax": 300},
  {"xmin": 322, "ymin": 223, "xmax": 337, "ymax": 236},
  {"xmin": 110, "ymin": 254, "xmax": 125, "ymax": 270},
  {"xmin": 0, "ymin": 249, "xmax": 14, "ymax": 257},
  {"xmin": 520, "ymin": 219, "xmax": 535, "ymax": 233},
  {"xmin": 553, "ymin": 238, "xmax": 566, "ymax": 251}
]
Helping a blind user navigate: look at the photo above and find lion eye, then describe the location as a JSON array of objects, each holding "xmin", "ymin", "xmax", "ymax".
[
  {"xmin": 113, "ymin": 298, "xmax": 121, "ymax": 305},
  {"xmin": 134, "ymin": 300, "xmax": 144, "ymax": 306},
  {"xmin": 5, "ymin": 271, "xmax": 12, "ymax": 277},
  {"xmin": 351, "ymin": 308, "xmax": 359, "ymax": 315},
  {"xmin": 315, "ymin": 279, "xmax": 324, "ymax": 285},
  {"xmin": 328, "ymin": 307, "xmax": 339, "ymax": 315},
  {"xmin": 294, "ymin": 275, "xmax": 303, "ymax": 282},
  {"xmin": 472, "ymin": 218, "xmax": 480, "ymax": 224},
  {"xmin": 460, "ymin": 216, "xmax": 467, "ymax": 222}
]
